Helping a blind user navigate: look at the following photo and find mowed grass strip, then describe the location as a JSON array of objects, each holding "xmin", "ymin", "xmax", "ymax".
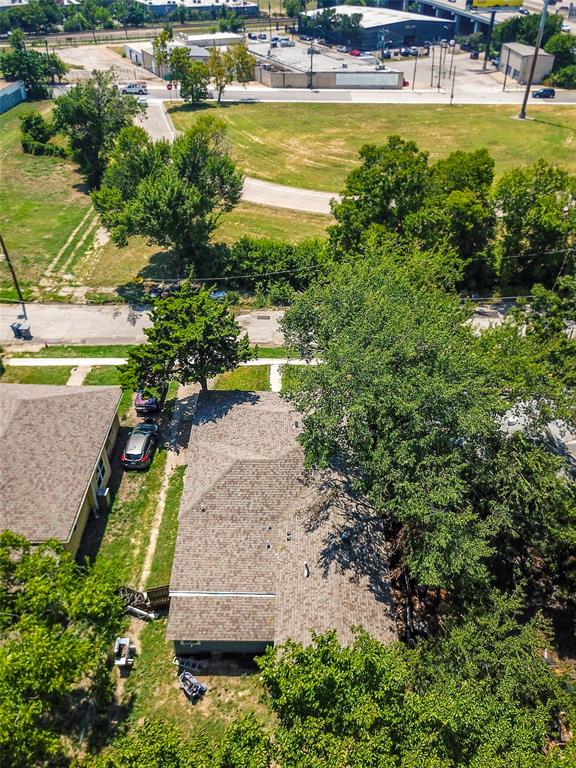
[
  {"xmin": 0, "ymin": 102, "xmax": 92, "ymax": 293},
  {"xmin": 12, "ymin": 344, "xmax": 136, "ymax": 358},
  {"xmin": 213, "ymin": 365, "xmax": 271, "ymax": 391},
  {"xmin": 146, "ymin": 465, "xmax": 185, "ymax": 589},
  {"xmin": 82, "ymin": 365, "xmax": 133, "ymax": 417},
  {"xmin": 0, "ymin": 365, "xmax": 73, "ymax": 385},
  {"xmin": 170, "ymin": 102, "xmax": 576, "ymax": 192}
]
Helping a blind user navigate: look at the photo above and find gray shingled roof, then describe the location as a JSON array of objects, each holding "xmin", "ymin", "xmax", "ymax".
[
  {"xmin": 0, "ymin": 385, "xmax": 121, "ymax": 544},
  {"xmin": 167, "ymin": 392, "xmax": 397, "ymax": 647}
]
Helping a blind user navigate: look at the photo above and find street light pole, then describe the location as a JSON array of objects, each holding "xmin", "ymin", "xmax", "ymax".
[
  {"xmin": 450, "ymin": 65, "xmax": 456, "ymax": 105},
  {"xmin": 502, "ymin": 45, "xmax": 511, "ymax": 91},
  {"xmin": 518, "ymin": 1, "xmax": 548, "ymax": 119},
  {"xmin": 412, "ymin": 51, "xmax": 418, "ymax": 91},
  {"xmin": 0, "ymin": 233, "xmax": 27, "ymax": 320},
  {"xmin": 430, "ymin": 44, "xmax": 435, "ymax": 88},
  {"xmin": 309, "ymin": 45, "xmax": 314, "ymax": 88},
  {"xmin": 268, "ymin": 2, "xmax": 272, "ymax": 40}
]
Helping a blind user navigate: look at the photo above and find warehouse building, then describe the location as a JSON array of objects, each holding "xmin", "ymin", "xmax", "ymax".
[
  {"xmin": 499, "ymin": 42, "xmax": 555, "ymax": 85},
  {"xmin": 303, "ymin": 5, "xmax": 456, "ymax": 50}
]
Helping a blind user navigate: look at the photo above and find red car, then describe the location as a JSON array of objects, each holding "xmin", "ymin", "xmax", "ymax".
[{"xmin": 349, "ymin": 49, "xmax": 361, "ymax": 56}]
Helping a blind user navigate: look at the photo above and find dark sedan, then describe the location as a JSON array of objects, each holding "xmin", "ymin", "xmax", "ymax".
[{"xmin": 121, "ymin": 423, "xmax": 159, "ymax": 470}]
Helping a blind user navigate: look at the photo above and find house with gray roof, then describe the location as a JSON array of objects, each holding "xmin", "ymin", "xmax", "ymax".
[
  {"xmin": 0, "ymin": 385, "xmax": 121, "ymax": 554},
  {"xmin": 167, "ymin": 391, "xmax": 397, "ymax": 655}
]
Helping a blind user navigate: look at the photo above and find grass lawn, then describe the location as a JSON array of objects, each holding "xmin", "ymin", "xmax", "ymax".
[
  {"xmin": 0, "ymin": 365, "xmax": 72, "ymax": 384},
  {"xmin": 169, "ymin": 102, "xmax": 576, "ymax": 192},
  {"xmin": 213, "ymin": 365, "xmax": 271, "ymax": 391},
  {"xmin": 253, "ymin": 346, "xmax": 289, "ymax": 358},
  {"xmin": 12, "ymin": 344, "xmax": 136, "ymax": 358},
  {"xmin": 146, "ymin": 465, "xmax": 185, "ymax": 589},
  {"xmin": 0, "ymin": 102, "xmax": 93, "ymax": 300},
  {"xmin": 80, "ymin": 204, "xmax": 330, "ymax": 290},
  {"xmin": 92, "ymin": 449, "xmax": 168, "ymax": 585},
  {"xmin": 125, "ymin": 620, "xmax": 274, "ymax": 744}
]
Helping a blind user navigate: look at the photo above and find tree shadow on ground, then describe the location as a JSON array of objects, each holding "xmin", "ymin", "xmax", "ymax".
[{"xmin": 115, "ymin": 249, "xmax": 182, "ymax": 304}]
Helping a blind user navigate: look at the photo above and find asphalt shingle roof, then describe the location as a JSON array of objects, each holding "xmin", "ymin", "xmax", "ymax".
[
  {"xmin": 167, "ymin": 392, "xmax": 397, "ymax": 647},
  {"xmin": 0, "ymin": 384, "xmax": 121, "ymax": 544}
]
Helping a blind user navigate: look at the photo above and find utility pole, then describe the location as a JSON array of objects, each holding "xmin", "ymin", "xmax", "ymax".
[
  {"xmin": 450, "ymin": 65, "xmax": 456, "ymax": 105},
  {"xmin": 502, "ymin": 45, "xmax": 511, "ymax": 91},
  {"xmin": 0, "ymin": 233, "xmax": 27, "ymax": 320},
  {"xmin": 430, "ymin": 44, "xmax": 435, "ymax": 88},
  {"xmin": 309, "ymin": 43, "xmax": 314, "ymax": 89},
  {"xmin": 268, "ymin": 1, "xmax": 272, "ymax": 40},
  {"xmin": 412, "ymin": 51, "xmax": 418, "ymax": 91},
  {"xmin": 518, "ymin": 1, "xmax": 548, "ymax": 119}
]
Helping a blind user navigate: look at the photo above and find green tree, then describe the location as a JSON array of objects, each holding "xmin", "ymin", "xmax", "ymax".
[
  {"xmin": 281, "ymin": 259, "xmax": 576, "ymax": 598},
  {"xmin": 53, "ymin": 69, "xmax": 143, "ymax": 187},
  {"xmin": 495, "ymin": 159, "xmax": 576, "ymax": 287},
  {"xmin": 492, "ymin": 12, "xmax": 563, "ymax": 52},
  {"xmin": 547, "ymin": 64, "xmax": 576, "ymax": 88},
  {"xmin": 180, "ymin": 60, "xmax": 210, "ymax": 104},
  {"xmin": 121, "ymin": 283, "xmax": 253, "ymax": 394},
  {"xmin": 0, "ymin": 36, "xmax": 63, "ymax": 98},
  {"xmin": 544, "ymin": 32, "xmax": 576, "ymax": 70},
  {"xmin": 218, "ymin": 7, "xmax": 241, "ymax": 32},
  {"xmin": 93, "ymin": 116, "xmax": 243, "ymax": 272},
  {"xmin": 208, "ymin": 43, "xmax": 255, "ymax": 103},
  {"xmin": 0, "ymin": 531, "xmax": 123, "ymax": 768},
  {"xmin": 283, "ymin": 0, "xmax": 306, "ymax": 18},
  {"xmin": 168, "ymin": 44, "xmax": 191, "ymax": 85},
  {"xmin": 152, "ymin": 26, "xmax": 173, "ymax": 75},
  {"xmin": 256, "ymin": 599, "xmax": 575, "ymax": 767}
]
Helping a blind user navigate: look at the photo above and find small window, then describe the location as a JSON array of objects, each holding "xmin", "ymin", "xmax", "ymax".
[{"xmin": 96, "ymin": 457, "xmax": 106, "ymax": 489}]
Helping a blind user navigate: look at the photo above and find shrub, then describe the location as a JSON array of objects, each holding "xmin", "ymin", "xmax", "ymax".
[
  {"xmin": 20, "ymin": 132, "xmax": 67, "ymax": 157},
  {"xmin": 20, "ymin": 110, "xmax": 53, "ymax": 143},
  {"xmin": 547, "ymin": 64, "xmax": 576, "ymax": 88}
]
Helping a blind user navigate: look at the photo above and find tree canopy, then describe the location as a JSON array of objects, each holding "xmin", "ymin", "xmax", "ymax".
[
  {"xmin": 281, "ymin": 258, "xmax": 576, "ymax": 605},
  {"xmin": 0, "ymin": 531, "xmax": 123, "ymax": 768},
  {"xmin": 0, "ymin": 33, "xmax": 66, "ymax": 97},
  {"xmin": 121, "ymin": 283, "xmax": 253, "ymax": 394},
  {"xmin": 53, "ymin": 69, "xmax": 143, "ymax": 187},
  {"xmin": 93, "ymin": 116, "xmax": 243, "ymax": 272}
]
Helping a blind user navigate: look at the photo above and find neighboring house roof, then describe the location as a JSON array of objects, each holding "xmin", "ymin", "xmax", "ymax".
[
  {"xmin": 0, "ymin": 385, "xmax": 121, "ymax": 544},
  {"xmin": 167, "ymin": 392, "xmax": 397, "ymax": 647},
  {"xmin": 501, "ymin": 42, "xmax": 553, "ymax": 59}
]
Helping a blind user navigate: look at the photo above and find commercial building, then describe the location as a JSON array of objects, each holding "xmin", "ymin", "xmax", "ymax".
[
  {"xmin": 133, "ymin": 0, "xmax": 258, "ymax": 18},
  {"xmin": 0, "ymin": 385, "xmax": 121, "ymax": 555},
  {"xmin": 303, "ymin": 5, "xmax": 456, "ymax": 49},
  {"xmin": 167, "ymin": 392, "xmax": 397, "ymax": 656},
  {"xmin": 124, "ymin": 33, "xmax": 242, "ymax": 77},
  {"xmin": 499, "ymin": 42, "xmax": 555, "ymax": 84},
  {"xmin": 0, "ymin": 80, "xmax": 26, "ymax": 114}
]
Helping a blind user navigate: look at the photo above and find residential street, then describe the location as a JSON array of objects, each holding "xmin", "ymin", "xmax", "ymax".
[
  {"xmin": 0, "ymin": 303, "xmax": 285, "ymax": 346},
  {"xmin": 0, "ymin": 301, "xmax": 505, "ymax": 346}
]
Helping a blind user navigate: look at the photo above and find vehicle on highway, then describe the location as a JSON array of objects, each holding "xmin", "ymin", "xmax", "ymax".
[
  {"xmin": 122, "ymin": 82, "xmax": 148, "ymax": 95},
  {"xmin": 135, "ymin": 383, "xmax": 168, "ymax": 415},
  {"xmin": 532, "ymin": 87, "xmax": 555, "ymax": 99},
  {"xmin": 121, "ymin": 423, "xmax": 159, "ymax": 470},
  {"xmin": 349, "ymin": 49, "xmax": 361, "ymax": 56}
]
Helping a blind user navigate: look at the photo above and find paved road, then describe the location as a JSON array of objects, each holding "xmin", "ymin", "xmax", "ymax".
[
  {"xmin": 0, "ymin": 302, "xmax": 504, "ymax": 347},
  {"xmin": 141, "ymin": 101, "xmax": 337, "ymax": 214},
  {"xmin": 0, "ymin": 304, "xmax": 285, "ymax": 347}
]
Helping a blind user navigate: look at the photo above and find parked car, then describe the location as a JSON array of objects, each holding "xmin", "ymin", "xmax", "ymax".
[
  {"xmin": 135, "ymin": 383, "xmax": 168, "ymax": 415},
  {"xmin": 491, "ymin": 57, "xmax": 500, "ymax": 67},
  {"xmin": 408, "ymin": 46, "xmax": 419, "ymax": 56},
  {"xmin": 121, "ymin": 423, "xmax": 159, "ymax": 469},
  {"xmin": 247, "ymin": 32, "xmax": 257, "ymax": 39},
  {"xmin": 518, "ymin": 6, "xmax": 529, "ymax": 13},
  {"xmin": 122, "ymin": 82, "xmax": 148, "ymax": 95},
  {"xmin": 280, "ymin": 39, "xmax": 295, "ymax": 47},
  {"xmin": 561, "ymin": 22, "xmax": 571, "ymax": 32},
  {"xmin": 349, "ymin": 49, "xmax": 361, "ymax": 56},
  {"xmin": 532, "ymin": 87, "xmax": 555, "ymax": 99},
  {"xmin": 382, "ymin": 50, "xmax": 392, "ymax": 59},
  {"xmin": 258, "ymin": 32, "xmax": 267, "ymax": 40},
  {"xmin": 400, "ymin": 46, "xmax": 412, "ymax": 56},
  {"xmin": 307, "ymin": 46, "xmax": 318, "ymax": 54},
  {"xmin": 300, "ymin": 34, "xmax": 312, "ymax": 41},
  {"xmin": 337, "ymin": 45, "xmax": 349, "ymax": 53},
  {"xmin": 470, "ymin": 50, "xmax": 479, "ymax": 60}
]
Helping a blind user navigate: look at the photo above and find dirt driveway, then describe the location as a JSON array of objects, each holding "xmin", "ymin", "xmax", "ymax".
[{"xmin": 56, "ymin": 43, "xmax": 162, "ymax": 83}]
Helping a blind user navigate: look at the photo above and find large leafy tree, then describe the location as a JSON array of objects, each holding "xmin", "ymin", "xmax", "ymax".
[
  {"xmin": 93, "ymin": 117, "xmax": 243, "ymax": 273},
  {"xmin": 256, "ymin": 599, "xmax": 575, "ymax": 767},
  {"xmin": 53, "ymin": 69, "xmax": 143, "ymax": 187},
  {"xmin": 180, "ymin": 60, "xmax": 210, "ymax": 104},
  {"xmin": 121, "ymin": 283, "xmax": 253, "ymax": 394},
  {"xmin": 281, "ymin": 259, "xmax": 576, "ymax": 601},
  {"xmin": 495, "ymin": 160, "xmax": 576, "ymax": 287},
  {"xmin": 0, "ymin": 32, "xmax": 65, "ymax": 98},
  {"xmin": 208, "ymin": 43, "xmax": 255, "ymax": 103},
  {"xmin": 544, "ymin": 32, "xmax": 576, "ymax": 71},
  {"xmin": 0, "ymin": 531, "xmax": 123, "ymax": 768}
]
